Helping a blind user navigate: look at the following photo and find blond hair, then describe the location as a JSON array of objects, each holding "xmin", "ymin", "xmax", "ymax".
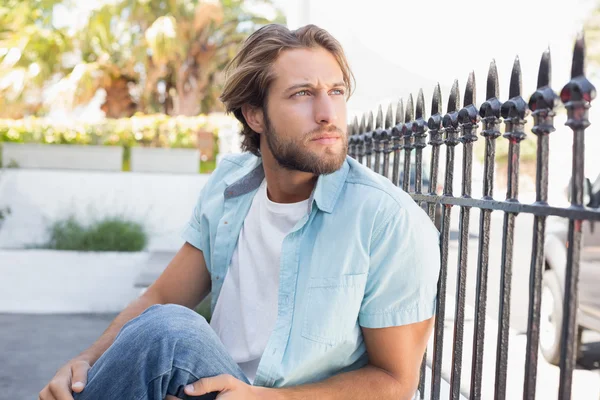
[{"xmin": 220, "ymin": 24, "xmax": 355, "ymax": 156}]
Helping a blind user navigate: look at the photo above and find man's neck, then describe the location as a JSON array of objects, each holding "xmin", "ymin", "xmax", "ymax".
[{"xmin": 261, "ymin": 156, "xmax": 317, "ymax": 204}]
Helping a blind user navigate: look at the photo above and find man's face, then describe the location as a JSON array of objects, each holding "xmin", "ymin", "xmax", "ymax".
[{"xmin": 261, "ymin": 47, "xmax": 348, "ymax": 175}]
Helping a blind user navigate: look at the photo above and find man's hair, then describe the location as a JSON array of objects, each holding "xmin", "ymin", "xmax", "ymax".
[{"xmin": 220, "ymin": 24, "xmax": 355, "ymax": 156}]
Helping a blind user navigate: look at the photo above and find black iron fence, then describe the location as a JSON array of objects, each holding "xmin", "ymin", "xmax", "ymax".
[{"xmin": 348, "ymin": 35, "xmax": 597, "ymax": 400}]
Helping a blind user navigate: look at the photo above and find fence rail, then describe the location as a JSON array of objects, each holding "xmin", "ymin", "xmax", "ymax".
[{"xmin": 348, "ymin": 34, "xmax": 597, "ymax": 400}]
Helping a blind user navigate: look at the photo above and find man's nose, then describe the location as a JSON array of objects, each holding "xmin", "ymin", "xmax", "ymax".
[{"xmin": 314, "ymin": 94, "xmax": 338, "ymax": 125}]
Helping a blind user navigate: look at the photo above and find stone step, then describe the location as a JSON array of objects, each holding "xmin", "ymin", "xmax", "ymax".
[{"xmin": 134, "ymin": 251, "xmax": 177, "ymax": 288}]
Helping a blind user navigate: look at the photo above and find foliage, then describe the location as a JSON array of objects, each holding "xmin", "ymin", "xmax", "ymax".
[
  {"xmin": 0, "ymin": 0, "xmax": 74, "ymax": 118},
  {"xmin": 0, "ymin": 113, "xmax": 226, "ymax": 149},
  {"xmin": 0, "ymin": 0, "xmax": 285, "ymax": 118},
  {"xmin": 39, "ymin": 215, "xmax": 148, "ymax": 252}
]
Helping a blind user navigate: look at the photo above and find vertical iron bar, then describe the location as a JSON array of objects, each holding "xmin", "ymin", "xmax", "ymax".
[
  {"xmin": 382, "ymin": 104, "xmax": 394, "ymax": 179},
  {"xmin": 357, "ymin": 114, "xmax": 366, "ymax": 165},
  {"xmin": 373, "ymin": 106, "xmax": 384, "ymax": 174},
  {"xmin": 427, "ymin": 84, "xmax": 446, "ymax": 400},
  {"xmin": 392, "ymin": 99, "xmax": 405, "ymax": 186},
  {"xmin": 403, "ymin": 95, "xmax": 415, "ymax": 192},
  {"xmin": 470, "ymin": 61, "xmax": 502, "ymax": 400},
  {"xmin": 364, "ymin": 112, "xmax": 374, "ymax": 169},
  {"xmin": 348, "ymin": 117, "xmax": 358, "ymax": 159},
  {"xmin": 450, "ymin": 72, "xmax": 479, "ymax": 400},
  {"xmin": 558, "ymin": 34, "xmax": 595, "ymax": 400},
  {"xmin": 495, "ymin": 57, "xmax": 529, "ymax": 400},
  {"xmin": 414, "ymin": 89, "xmax": 428, "ymax": 196},
  {"xmin": 435, "ymin": 80, "xmax": 460, "ymax": 400},
  {"xmin": 427, "ymin": 84, "xmax": 444, "ymax": 221},
  {"xmin": 523, "ymin": 49, "xmax": 557, "ymax": 400}
]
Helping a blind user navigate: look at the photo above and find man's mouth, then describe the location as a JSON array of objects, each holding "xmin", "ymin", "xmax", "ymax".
[{"xmin": 311, "ymin": 134, "xmax": 341, "ymax": 144}]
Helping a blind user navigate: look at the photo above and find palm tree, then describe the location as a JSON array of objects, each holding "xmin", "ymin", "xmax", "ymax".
[
  {"xmin": 1, "ymin": 0, "xmax": 283, "ymax": 118},
  {"xmin": 65, "ymin": 0, "xmax": 283, "ymax": 117}
]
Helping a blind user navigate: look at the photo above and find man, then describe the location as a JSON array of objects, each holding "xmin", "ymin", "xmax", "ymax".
[{"xmin": 40, "ymin": 24, "xmax": 440, "ymax": 400}]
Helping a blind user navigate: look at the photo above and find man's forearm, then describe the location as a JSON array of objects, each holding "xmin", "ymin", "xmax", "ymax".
[
  {"xmin": 256, "ymin": 365, "xmax": 416, "ymax": 400},
  {"xmin": 76, "ymin": 293, "xmax": 163, "ymax": 365}
]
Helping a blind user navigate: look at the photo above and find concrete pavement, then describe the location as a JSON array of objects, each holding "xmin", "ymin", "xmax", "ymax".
[{"xmin": 0, "ymin": 313, "xmax": 116, "ymax": 400}]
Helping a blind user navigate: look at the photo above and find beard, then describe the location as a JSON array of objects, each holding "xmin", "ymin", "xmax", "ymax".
[{"xmin": 262, "ymin": 113, "xmax": 348, "ymax": 175}]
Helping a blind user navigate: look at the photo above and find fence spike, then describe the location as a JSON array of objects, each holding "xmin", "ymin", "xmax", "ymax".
[
  {"xmin": 464, "ymin": 71, "xmax": 476, "ymax": 107},
  {"xmin": 352, "ymin": 116, "xmax": 359, "ymax": 135},
  {"xmin": 537, "ymin": 49, "xmax": 551, "ymax": 88},
  {"xmin": 487, "ymin": 60, "xmax": 500, "ymax": 100},
  {"xmin": 376, "ymin": 105, "xmax": 384, "ymax": 129},
  {"xmin": 572, "ymin": 32, "xmax": 585, "ymax": 78},
  {"xmin": 448, "ymin": 80, "xmax": 461, "ymax": 113},
  {"xmin": 385, "ymin": 103, "xmax": 394, "ymax": 129},
  {"xmin": 432, "ymin": 84, "xmax": 442, "ymax": 115},
  {"xmin": 366, "ymin": 110, "xmax": 374, "ymax": 132},
  {"xmin": 359, "ymin": 114, "xmax": 366, "ymax": 134},
  {"xmin": 509, "ymin": 56, "xmax": 523, "ymax": 99},
  {"xmin": 396, "ymin": 98, "xmax": 405, "ymax": 124},
  {"xmin": 416, "ymin": 89, "xmax": 426, "ymax": 120},
  {"xmin": 405, "ymin": 94, "xmax": 414, "ymax": 123}
]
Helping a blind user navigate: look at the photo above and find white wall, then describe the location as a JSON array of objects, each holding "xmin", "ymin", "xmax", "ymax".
[
  {"xmin": 0, "ymin": 169, "xmax": 210, "ymax": 251},
  {"xmin": 0, "ymin": 250, "xmax": 148, "ymax": 313}
]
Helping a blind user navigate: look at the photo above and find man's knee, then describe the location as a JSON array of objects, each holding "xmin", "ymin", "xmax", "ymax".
[{"xmin": 121, "ymin": 303, "xmax": 211, "ymax": 344}]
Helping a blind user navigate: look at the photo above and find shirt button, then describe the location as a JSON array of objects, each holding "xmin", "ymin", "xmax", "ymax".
[{"xmin": 224, "ymin": 221, "xmax": 228, "ymax": 225}]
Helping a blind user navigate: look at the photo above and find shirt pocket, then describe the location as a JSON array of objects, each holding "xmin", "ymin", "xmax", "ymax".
[{"xmin": 301, "ymin": 273, "xmax": 368, "ymax": 346}]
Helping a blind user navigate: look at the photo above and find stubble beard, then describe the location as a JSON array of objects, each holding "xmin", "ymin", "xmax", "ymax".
[{"xmin": 262, "ymin": 113, "xmax": 348, "ymax": 175}]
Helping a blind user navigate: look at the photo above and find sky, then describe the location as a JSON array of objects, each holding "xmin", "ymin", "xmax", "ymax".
[{"xmin": 280, "ymin": 0, "xmax": 598, "ymax": 117}]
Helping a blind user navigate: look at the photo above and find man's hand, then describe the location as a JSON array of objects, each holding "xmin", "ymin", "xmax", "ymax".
[
  {"xmin": 39, "ymin": 358, "xmax": 91, "ymax": 400},
  {"xmin": 184, "ymin": 375, "xmax": 268, "ymax": 399}
]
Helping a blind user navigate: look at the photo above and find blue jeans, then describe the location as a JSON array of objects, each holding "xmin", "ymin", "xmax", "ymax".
[{"xmin": 73, "ymin": 304, "xmax": 250, "ymax": 400}]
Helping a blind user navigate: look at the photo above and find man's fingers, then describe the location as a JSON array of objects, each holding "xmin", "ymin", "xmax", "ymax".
[
  {"xmin": 47, "ymin": 377, "xmax": 75, "ymax": 400},
  {"xmin": 70, "ymin": 360, "xmax": 90, "ymax": 393},
  {"xmin": 185, "ymin": 374, "xmax": 236, "ymax": 396}
]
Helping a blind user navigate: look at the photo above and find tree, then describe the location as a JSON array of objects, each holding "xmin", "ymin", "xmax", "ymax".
[
  {"xmin": 1, "ymin": 0, "xmax": 284, "ymax": 118},
  {"xmin": 0, "ymin": 0, "xmax": 73, "ymax": 118}
]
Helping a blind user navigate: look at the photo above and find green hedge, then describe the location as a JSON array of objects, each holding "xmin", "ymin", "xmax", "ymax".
[
  {"xmin": 35, "ymin": 215, "xmax": 148, "ymax": 252},
  {"xmin": 0, "ymin": 114, "xmax": 219, "ymax": 148}
]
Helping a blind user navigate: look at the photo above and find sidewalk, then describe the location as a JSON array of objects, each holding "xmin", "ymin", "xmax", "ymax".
[{"xmin": 0, "ymin": 313, "xmax": 116, "ymax": 400}]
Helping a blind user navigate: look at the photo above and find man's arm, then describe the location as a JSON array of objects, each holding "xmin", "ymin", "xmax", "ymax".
[
  {"xmin": 187, "ymin": 317, "xmax": 434, "ymax": 400},
  {"xmin": 39, "ymin": 242, "xmax": 211, "ymax": 400},
  {"xmin": 79, "ymin": 242, "xmax": 211, "ymax": 363},
  {"xmin": 270, "ymin": 317, "xmax": 433, "ymax": 400}
]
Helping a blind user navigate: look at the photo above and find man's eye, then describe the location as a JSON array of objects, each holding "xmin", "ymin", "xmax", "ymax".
[
  {"xmin": 294, "ymin": 90, "xmax": 309, "ymax": 96},
  {"xmin": 331, "ymin": 89, "xmax": 345, "ymax": 95}
]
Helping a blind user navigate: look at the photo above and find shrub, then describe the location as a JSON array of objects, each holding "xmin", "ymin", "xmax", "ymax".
[
  {"xmin": 0, "ymin": 114, "xmax": 226, "ymax": 150},
  {"xmin": 40, "ymin": 216, "xmax": 148, "ymax": 252}
]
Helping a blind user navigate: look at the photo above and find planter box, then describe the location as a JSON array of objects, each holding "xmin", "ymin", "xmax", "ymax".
[
  {"xmin": 130, "ymin": 147, "xmax": 200, "ymax": 174},
  {"xmin": 1, "ymin": 143, "xmax": 123, "ymax": 171},
  {"xmin": 0, "ymin": 250, "xmax": 149, "ymax": 313}
]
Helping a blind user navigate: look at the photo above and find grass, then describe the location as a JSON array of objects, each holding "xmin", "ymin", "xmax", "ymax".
[{"xmin": 39, "ymin": 215, "xmax": 148, "ymax": 252}]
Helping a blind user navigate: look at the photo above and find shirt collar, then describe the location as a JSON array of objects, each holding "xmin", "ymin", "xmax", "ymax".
[{"xmin": 224, "ymin": 154, "xmax": 350, "ymax": 214}]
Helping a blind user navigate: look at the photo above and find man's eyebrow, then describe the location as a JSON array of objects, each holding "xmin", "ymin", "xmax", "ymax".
[{"xmin": 284, "ymin": 82, "xmax": 347, "ymax": 93}]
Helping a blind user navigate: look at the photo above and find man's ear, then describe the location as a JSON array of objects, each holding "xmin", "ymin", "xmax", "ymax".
[{"xmin": 241, "ymin": 104, "xmax": 265, "ymax": 134}]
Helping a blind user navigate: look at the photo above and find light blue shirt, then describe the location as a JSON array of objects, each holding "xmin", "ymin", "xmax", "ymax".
[{"xmin": 181, "ymin": 152, "xmax": 440, "ymax": 388}]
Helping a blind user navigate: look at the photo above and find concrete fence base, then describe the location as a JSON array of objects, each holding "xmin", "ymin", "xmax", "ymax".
[
  {"xmin": 1, "ymin": 143, "xmax": 123, "ymax": 171},
  {"xmin": 0, "ymin": 250, "xmax": 149, "ymax": 313},
  {"xmin": 130, "ymin": 147, "xmax": 200, "ymax": 174}
]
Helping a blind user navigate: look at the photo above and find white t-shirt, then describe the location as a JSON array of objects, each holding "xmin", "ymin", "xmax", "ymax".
[{"xmin": 210, "ymin": 179, "xmax": 309, "ymax": 383}]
